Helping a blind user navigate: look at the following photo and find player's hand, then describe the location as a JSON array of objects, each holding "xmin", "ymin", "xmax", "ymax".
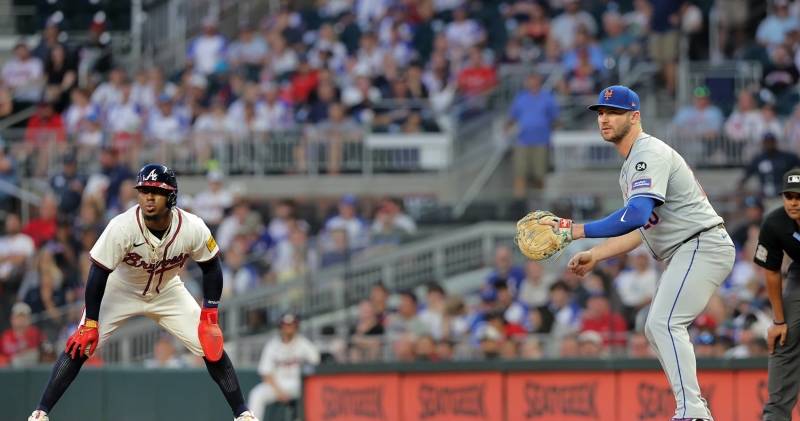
[
  {"xmin": 65, "ymin": 319, "xmax": 99, "ymax": 359},
  {"xmin": 767, "ymin": 322, "xmax": 788, "ymax": 354},
  {"xmin": 568, "ymin": 251, "xmax": 596, "ymax": 277}
]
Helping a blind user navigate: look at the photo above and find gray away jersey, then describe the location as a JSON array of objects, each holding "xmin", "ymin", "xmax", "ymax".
[{"xmin": 618, "ymin": 133, "xmax": 723, "ymax": 260}]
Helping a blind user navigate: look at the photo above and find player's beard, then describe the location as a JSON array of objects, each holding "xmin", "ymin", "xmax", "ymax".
[{"xmin": 602, "ymin": 115, "xmax": 633, "ymax": 144}]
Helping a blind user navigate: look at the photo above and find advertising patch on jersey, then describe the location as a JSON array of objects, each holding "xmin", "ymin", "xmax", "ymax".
[
  {"xmin": 631, "ymin": 178, "xmax": 652, "ymax": 190},
  {"xmin": 756, "ymin": 245, "xmax": 768, "ymax": 262},
  {"xmin": 206, "ymin": 236, "xmax": 217, "ymax": 252},
  {"xmin": 635, "ymin": 162, "xmax": 647, "ymax": 171}
]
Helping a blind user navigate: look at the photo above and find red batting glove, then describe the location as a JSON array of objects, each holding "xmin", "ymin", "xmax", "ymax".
[
  {"xmin": 65, "ymin": 319, "xmax": 99, "ymax": 359},
  {"xmin": 198, "ymin": 308, "xmax": 224, "ymax": 362}
]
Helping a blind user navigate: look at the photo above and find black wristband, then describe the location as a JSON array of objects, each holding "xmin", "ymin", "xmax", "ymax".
[{"xmin": 774, "ymin": 320, "xmax": 787, "ymax": 326}]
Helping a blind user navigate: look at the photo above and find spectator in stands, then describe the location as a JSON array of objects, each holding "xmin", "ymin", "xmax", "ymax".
[
  {"xmin": 0, "ymin": 78, "xmax": 13, "ymax": 118},
  {"xmin": 538, "ymin": 281, "xmax": 582, "ymax": 338},
  {"xmin": 518, "ymin": 261, "xmax": 556, "ymax": 309},
  {"xmin": 20, "ymin": 248, "xmax": 66, "ymax": 337},
  {"xmin": 762, "ymin": 45, "xmax": 800, "ymax": 115},
  {"xmin": 50, "ymin": 154, "xmax": 84, "ymax": 218},
  {"xmin": 562, "ymin": 27, "xmax": 606, "ymax": 73},
  {"xmin": 418, "ymin": 282, "xmax": 447, "ymax": 340},
  {"xmin": 79, "ymin": 19, "xmax": 113, "ymax": 88},
  {"xmin": 513, "ymin": 4, "xmax": 550, "ymax": 49},
  {"xmin": 261, "ymin": 83, "xmax": 292, "ymax": 129},
  {"xmin": 0, "ymin": 303, "xmax": 45, "ymax": 365},
  {"xmin": 146, "ymin": 93, "xmax": 189, "ymax": 145},
  {"xmin": 738, "ymin": 132, "xmax": 800, "ymax": 197},
  {"xmin": 216, "ymin": 201, "xmax": 258, "ymax": 251},
  {"xmin": 580, "ymin": 290, "xmax": 628, "ymax": 348},
  {"xmin": 456, "ymin": 47, "xmax": 497, "ymax": 97},
  {"xmin": 478, "ymin": 325, "xmax": 502, "ymax": 360},
  {"xmin": 520, "ymin": 337, "xmax": 544, "ymax": 360},
  {"xmin": 22, "ymin": 193, "xmax": 57, "ymax": 247},
  {"xmin": 143, "ymin": 336, "xmax": 187, "ymax": 368},
  {"xmin": 187, "ymin": 16, "xmax": 227, "ymax": 76},
  {"xmin": 729, "ymin": 196, "xmax": 764, "ymax": 251},
  {"xmin": 323, "ymin": 194, "xmax": 369, "ymax": 251},
  {"xmin": 673, "ymin": 86, "xmax": 725, "ymax": 162},
  {"xmin": 43, "ymin": 43, "xmax": 77, "ymax": 112},
  {"xmin": 351, "ymin": 300, "xmax": 385, "ymax": 338},
  {"xmin": 268, "ymin": 35, "xmax": 300, "ymax": 82},
  {"xmin": 385, "ymin": 289, "xmax": 429, "ymax": 345},
  {"xmin": 227, "ymin": 24, "xmax": 269, "ymax": 82},
  {"xmin": 221, "ymin": 245, "xmax": 260, "ymax": 298},
  {"xmin": 309, "ymin": 24, "xmax": 348, "ymax": 73},
  {"xmin": 3, "ymin": 43, "xmax": 44, "ymax": 112},
  {"xmin": 414, "ymin": 334, "xmax": 438, "ymax": 361},
  {"xmin": 494, "ymin": 281, "xmax": 529, "ymax": 329},
  {"xmin": 23, "ymin": 101, "xmax": 65, "ymax": 148},
  {"xmin": 91, "ymin": 67, "xmax": 125, "ymax": 112},
  {"xmin": 559, "ymin": 334, "xmax": 580, "ymax": 358},
  {"xmin": 577, "ymin": 330, "xmax": 603, "ymax": 357},
  {"xmin": 342, "ymin": 73, "xmax": 382, "ymax": 123},
  {"xmin": 319, "ymin": 228, "xmax": 351, "ymax": 268},
  {"xmin": 648, "ymin": 0, "xmax": 684, "ymax": 94},
  {"xmin": 63, "ymin": 87, "xmax": 99, "ymax": 136},
  {"xmin": 98, "ymin": 146, "xmax": 134, "ymax": 210},
  {"xmin": 505, "ymin": 72, "xmax": 559, "ymax": 198},
  {"xmin": 192, "ymin": 170, "xmax": 233, "ymax": 233},
  {"xmin": 693, "ymin": 332, "xmax": 719, "ymax": 357},
  {"xmin": 748, "ymin": 338, "xmax": 770, "ymax": 357},
  {"xmin": 445, "ymin": 5, "xmax": 485, "ymax": 53},
  {"xmin": 45, "ymin": 216, "xmax": 81, "ymax": 294},
  {"xmin": 724, "ymin": 90, "xmax": 761, "ymax": 161},
  {"xmin": 0, "ymin": 139, "xmax": 18, "ymax": 212},
  {"xmin": 485, "ymin": 246, "xmax": 525, "ymax": 297},
  {"xmin": 613, "ymin": 246, "xmax": 657, "ymax": 327},
  {"xmin": 267, "ymin": 199, "xmax": 310, "ymax": 245},
  {"xmin": 271, "ymin": 225, "xmax": 316, "ymax": 283},
  {"xmin": 756, "ymin": 0, "xmax": 796, "ymax": 52},
  {"xmin": 31, "ymin": 19, "xmax": 66, "ymax": 65},
  {"xmin": 600, "ymin": 11, "xmax": 638, "ymax": 62},
  {"xmin": 628, "ymin": 333, "xmax": 654, "ymax": 358},
  {"xmin": 0, "ymin": 214, "xmax": 35, "ymax": 329},
  {"xmin": 370, "ymin": 197, "xmax": 417, "ymax": 246},
  {"xmin": 551, "ymin": 0, "xmax": 598, "ymax": 51}
]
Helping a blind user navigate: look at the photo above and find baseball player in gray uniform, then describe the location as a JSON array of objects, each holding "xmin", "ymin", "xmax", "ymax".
[{"xmin": 562, "ymin": 86, "xmax": 736, "ymax": 421}]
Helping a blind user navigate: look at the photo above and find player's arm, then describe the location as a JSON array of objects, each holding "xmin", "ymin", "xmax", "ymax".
[
  {"xmin": 571, "ymin": 196, "xmax": 657, "ymax": 240},
  {"xmin": 192, "ymin": 220, "xmax": 225, "ymax": 361}
]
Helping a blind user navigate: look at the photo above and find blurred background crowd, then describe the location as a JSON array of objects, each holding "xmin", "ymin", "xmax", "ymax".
[{"xmin": 0, "ymin": 0, "xmax": 790, "ymax": 372}]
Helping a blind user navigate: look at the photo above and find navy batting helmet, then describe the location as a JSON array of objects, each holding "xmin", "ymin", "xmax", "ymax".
[{"xmin": 135, "ymin": 164, "xmax": 178, "ymax": 208}]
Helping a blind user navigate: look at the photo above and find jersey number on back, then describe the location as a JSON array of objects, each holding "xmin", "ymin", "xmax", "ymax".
[{"xmin": 643, "ymin": 211, "xmax": 660, "ymax": 230}]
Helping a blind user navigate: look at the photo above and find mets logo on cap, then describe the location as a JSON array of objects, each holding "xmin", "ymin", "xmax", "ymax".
[{"xmin": 604, "ymin": 89, "xmax": 613, "ymax": 100}]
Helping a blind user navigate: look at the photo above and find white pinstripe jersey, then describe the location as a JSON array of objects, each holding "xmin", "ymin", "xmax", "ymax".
[
  {"xmin": 89, "ymin": 205, "xmax": 220, "ymax": 295},
  {"xmin": 619, "ymin": 133, "xmax": 723, "ymax": 260}
]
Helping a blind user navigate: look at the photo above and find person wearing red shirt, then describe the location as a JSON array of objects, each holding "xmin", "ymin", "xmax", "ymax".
[
  {"xmin": 24, "ymin": 101, "xmax": 66, "ymax": 144},
  {"xmin": 22, "ymin": 193, "xmax": 58, "ymax": 247},
  {"xmin": 485, "ymin": 310, "xmax": 528, "ymax": 340},
  {"xmin": 290, "ymin": 56, "xmax": 319, "ymax": 104},
  {"xmin": 0, "ymin": 302, "xmax": 46, "ymax": 362},
  {"xmin": 456, "ymin": 47, "xmax": 498, "ymax": 97},
  {"xmin": 580, "ymin": 291, "xmax": 628, "ymax": 347}
]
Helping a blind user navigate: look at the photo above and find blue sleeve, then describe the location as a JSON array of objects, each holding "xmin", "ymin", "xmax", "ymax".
[{"xmin": 583, "ymin": 197, "xmax": 656, "ymax": 238}]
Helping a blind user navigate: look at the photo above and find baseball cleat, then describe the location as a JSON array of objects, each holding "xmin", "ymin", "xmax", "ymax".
[
  {"xmin": 28, "ymin": 410, "xmax": 48, "ymax": 421},
  {"xmin": 234, "ymin": 410, "xmax": 259, "ymax": 421}
]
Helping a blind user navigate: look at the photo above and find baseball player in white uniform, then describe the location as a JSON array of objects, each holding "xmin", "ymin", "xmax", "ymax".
[
  {"xmin": 548, "ymin": 86, "xmax": 735, "ymax": 421},
  {"xmin": 28, "ymin": 164, "xmax": 259, "ymax": 421},
  {"xmin": 248, "ymin": 314, "xmax": 320, "ymax": 420}
]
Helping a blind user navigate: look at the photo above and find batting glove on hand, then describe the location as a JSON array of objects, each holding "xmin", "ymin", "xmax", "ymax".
[
  {"xmin": 65, "ymin": 319, "xmax": 99, "ymax": 359},
  {"xmin": 199, "ymin": 307, "xmax": 224, "ymax": 362}
]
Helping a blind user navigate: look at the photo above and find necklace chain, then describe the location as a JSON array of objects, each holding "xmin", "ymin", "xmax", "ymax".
[{"xmin": 141, "ymin": 208, "xmax": 173, "ymax": 263}]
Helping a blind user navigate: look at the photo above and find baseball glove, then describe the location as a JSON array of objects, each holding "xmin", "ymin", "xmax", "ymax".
[{"xmin": 514, "ymin": 210, "xmax": 573, "ymax": 261}]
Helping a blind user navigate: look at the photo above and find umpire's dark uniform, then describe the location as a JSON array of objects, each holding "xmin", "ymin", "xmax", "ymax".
[{"xmin": 757, "ymin": 169, "xmax": 800, "ymax": 421}]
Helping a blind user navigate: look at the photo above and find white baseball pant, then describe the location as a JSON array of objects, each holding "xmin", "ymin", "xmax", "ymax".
[{"xmin": 247, "ymin": 379, "xmax": 300, "ymax": 420}]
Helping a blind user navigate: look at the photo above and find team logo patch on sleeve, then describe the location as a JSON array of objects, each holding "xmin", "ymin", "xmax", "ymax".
[
  {"xmin": 206, "ymin": 236, "xmax": 217, "ymax": 252},
  {"xmin": 756, "ymin": 245, "xmax": 768, "ymax": 262},
  {"xmin": 631, "ymin": 178, "xmax": 652, "ymax": 190}
]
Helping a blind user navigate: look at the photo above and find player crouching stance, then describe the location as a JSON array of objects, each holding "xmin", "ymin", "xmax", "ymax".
[
  {"xmin": 515, "ymin": 86, "xmax": 735, "ymax": 421},
  {"xmin": 27, "ymin": 164, "xmax": 258, "ymax": 421}
]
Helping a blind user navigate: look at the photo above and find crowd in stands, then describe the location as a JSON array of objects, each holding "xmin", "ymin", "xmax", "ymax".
[
  {"xmin": 0, "ymin": 0, "xmax": 789, "ymax": 367},
  {"xmin": 324, "ymin": 194, "xmax": 770, "ymax": 363}
]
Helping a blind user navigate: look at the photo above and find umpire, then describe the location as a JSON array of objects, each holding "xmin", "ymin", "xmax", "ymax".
[{"xmin": 757, "ymin": 169, "xmax": 800, "ymax": 421}]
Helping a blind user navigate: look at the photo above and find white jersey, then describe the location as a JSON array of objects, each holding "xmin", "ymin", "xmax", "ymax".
[
  {"xmin": 257, "ymin": 334, "xmax": 320, "ymax": 381},
  {"xmin": 619, "ymin": 133, "xmax": 723, "ymax": 260},
  {"xmin": 88, "ymin": 205, "xmax": 220, "ymax": 296}
]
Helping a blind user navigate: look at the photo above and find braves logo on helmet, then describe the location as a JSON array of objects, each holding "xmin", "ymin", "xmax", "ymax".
[{"xmin": 135, "ymin": 164, "xmax": 179, "ymax": 208}]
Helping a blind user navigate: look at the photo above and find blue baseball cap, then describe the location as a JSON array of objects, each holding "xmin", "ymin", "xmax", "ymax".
[{"xmin": 588, "ymin": 85, "xmax": 640, "ymax": 112}]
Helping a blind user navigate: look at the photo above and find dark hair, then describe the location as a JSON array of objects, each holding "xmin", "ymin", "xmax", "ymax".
[
  {"xmin": 372, "ymin": 283, "xmax": 388, "ymax": 294},
  {"xmin": 550, "ymin": 280, "xmax": 569, "ymax": 292},
  {"xmin": 400, "ymin": 289, "xmax": 417, "ymax": 303},
  {"xmin": 427, "ymin": 281, "xmax": 445, "ymax": 296}
]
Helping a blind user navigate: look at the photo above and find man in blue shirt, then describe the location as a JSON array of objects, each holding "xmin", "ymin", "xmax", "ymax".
[{"xmin": 505, "ymin": 73, "xmax": 560, "ymax": 199}]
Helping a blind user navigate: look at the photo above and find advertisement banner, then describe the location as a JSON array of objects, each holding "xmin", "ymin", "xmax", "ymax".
[
  {"xmin": 401, "ymin": 372, "xmax": 504, "ymax": 421},
  {"xmin": 617, "ymin": 370, "xmax": 733, "ymax": 421},
  {"xmin": 304, "ymin": 374, "xmax": 400, "ymax": 421},
  {"xmin": 735, "ymin": 370, "xmax": 770, "ymax": 421},
  {"xmin": 505, "ymin": 372, "xmax": 617, "ymax": 421}
]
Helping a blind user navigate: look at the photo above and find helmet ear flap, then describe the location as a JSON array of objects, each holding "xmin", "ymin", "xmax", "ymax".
[{"xmin": 168, "ymin": 191, "xmax": 177, "ymax": 208}]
